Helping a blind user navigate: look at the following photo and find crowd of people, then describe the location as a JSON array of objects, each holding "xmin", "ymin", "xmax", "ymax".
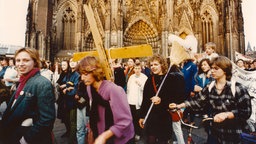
[{"xmin": 0, "ymin": 41, "xmax": 255, "ymax": 144}]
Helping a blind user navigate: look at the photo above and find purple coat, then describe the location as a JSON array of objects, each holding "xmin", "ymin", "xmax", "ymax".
[{"xmin": 87, "ymin": 80, "xmax": 134, "ymax": 144}]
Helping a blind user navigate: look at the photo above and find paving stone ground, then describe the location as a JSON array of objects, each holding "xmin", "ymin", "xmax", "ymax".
[{"xmin": 0, "ymin": 103, "xmax": 207, "ymax": 144}]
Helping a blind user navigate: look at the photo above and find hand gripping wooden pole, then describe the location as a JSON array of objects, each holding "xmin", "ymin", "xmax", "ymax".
[
  {"xmin": 143, "ymin": 41, "xmax": 190, "ymax": 125},
  {"xmin": 143, "ymin": 64, "xmax": 172, "ymax": 125}
]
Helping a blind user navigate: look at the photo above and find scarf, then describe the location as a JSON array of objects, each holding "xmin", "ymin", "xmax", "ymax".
[
  {"xmin": 89, "ymin": 87, "xmax": 113, "ymax": 141},
  {"xmin": 15, "ymin": 68, "xmax": 40, "ymax": 99}
]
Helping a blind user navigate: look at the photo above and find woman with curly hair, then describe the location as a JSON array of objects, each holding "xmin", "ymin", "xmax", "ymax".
[{"xmin": 139, "ymin": 54, "xmax": 186, "ymax": 144}]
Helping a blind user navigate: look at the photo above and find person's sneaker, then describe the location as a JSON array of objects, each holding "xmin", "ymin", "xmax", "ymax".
[
  {"xmin": 135, "ymin": 135, "xmax": 140, "ymax": 141},
  {"xmin": 173, "ymin": 141, "xmax": 178, "ymax": 144}
]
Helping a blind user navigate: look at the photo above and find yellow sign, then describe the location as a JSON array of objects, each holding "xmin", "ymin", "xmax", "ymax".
[{"xmin": 73, "ymin": 44, "xmax": 153, "ymax": 61}]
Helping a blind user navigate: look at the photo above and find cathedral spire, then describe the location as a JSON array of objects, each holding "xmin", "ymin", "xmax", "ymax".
[{"xmin": 247, "ymin": 41, "xmax": 252, "ymax": 52}]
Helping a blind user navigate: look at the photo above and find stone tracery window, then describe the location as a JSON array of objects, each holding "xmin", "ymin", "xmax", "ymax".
[
  {"xmin": 201, "ymin": 10, "xmax": 213, "ymax": 45},
  {"xmin": 61, "ymin": 7, "xmax": 76, "ymax": 50}
]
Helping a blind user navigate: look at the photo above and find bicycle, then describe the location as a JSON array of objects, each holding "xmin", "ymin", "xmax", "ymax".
[{"xmin": 171, "ymin": 109, "xmax": 213, "ymax": 144}]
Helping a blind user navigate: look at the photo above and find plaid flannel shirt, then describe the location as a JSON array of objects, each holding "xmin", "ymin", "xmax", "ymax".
[{"xmin": 185, "ymin": 81, "xmax": 252, "ymax": 143}]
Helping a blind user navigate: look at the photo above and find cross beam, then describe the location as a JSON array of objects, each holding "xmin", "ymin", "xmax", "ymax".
[{"xmin": 73, "ymin": 3, "xmax": 153, "ymax": 80}]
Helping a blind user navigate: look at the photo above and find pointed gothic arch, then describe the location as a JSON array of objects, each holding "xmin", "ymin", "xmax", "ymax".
[
  {"xmin": 26, "ymin": 0, "xmax": 245, "ymax": 61},
  {"xmin": 83, "ymin": 31, "xmax": 94, "ymax": 51},
  {"xmin": 200, "ymin": 5, "xmax": 219, "ymax": 45},
  {"xmin": 178, "ymin": 11, "xmax": 194, "ymax": 36},
  {"xmin": 124, "ymin": 19, "xmax": 159, "ymax": 51},
  {"xmin": 54, "ymin": 1, "xmax": 78, "ymax": 53}
]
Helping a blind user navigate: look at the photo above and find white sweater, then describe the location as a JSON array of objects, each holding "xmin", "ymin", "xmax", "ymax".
[{"xmin": 126, "ymin": 73, "xmax": 148, "ymax": 109}]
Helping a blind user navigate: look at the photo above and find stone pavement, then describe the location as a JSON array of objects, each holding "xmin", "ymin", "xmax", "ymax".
[
  {"xmin": 0, "ymin": 103, "xmax": 207, "ymax": 144},
  {"xmin": 53, "ymin": 117, "xmax": 207, "ymax": 144}
]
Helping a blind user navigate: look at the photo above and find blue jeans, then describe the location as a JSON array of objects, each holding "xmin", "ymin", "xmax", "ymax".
[
  {"xmin": 76, "ymin": 107, "xmax": 89, "ymax": 144},
  {"xmin": 173, "ymin": 120, "xmax": 185, "ymax": 144}
]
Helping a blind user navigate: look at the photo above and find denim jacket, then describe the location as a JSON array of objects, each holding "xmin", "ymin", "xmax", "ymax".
[{"xmin": 1, "ymin": 72, "xmax": 56, "ymax": 143}]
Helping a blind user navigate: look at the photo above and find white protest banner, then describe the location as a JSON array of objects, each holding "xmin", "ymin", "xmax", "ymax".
[
  {"xmin": 232, "ymin": 62, "xmax": 256, "ymax": 98},
  {"xmin": 232, "ymin": 62, "xmax": 256, "ymax": 122}
]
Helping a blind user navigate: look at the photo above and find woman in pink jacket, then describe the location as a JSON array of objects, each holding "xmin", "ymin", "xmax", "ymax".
[{"xmin": 76, "ymin": 56, "xmax": 134, "ymax": 144}]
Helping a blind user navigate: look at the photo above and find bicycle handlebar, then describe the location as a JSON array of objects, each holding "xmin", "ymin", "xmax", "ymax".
[
  {"xmin": 170, "ymin": 108, "xmax": 213, "ymax": 129},
  {"xmin": 202, "ymin": 117, "xmax": 213, "ymax": 122}
]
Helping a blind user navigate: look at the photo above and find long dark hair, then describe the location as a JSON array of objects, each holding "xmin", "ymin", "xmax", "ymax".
[{"xmin": 198, "ymin": 58, "xmax": 211, "ymax": 75}]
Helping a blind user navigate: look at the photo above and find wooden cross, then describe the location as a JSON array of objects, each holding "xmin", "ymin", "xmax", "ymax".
[{"xmin": 73, "ymin": 3, "xmax": 153, "ymax": 80}]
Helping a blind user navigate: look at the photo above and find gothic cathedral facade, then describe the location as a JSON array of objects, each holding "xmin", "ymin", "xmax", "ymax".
[{"xmin": 25, "ymin": 0, "xmax": 245, "ymax": 62}]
